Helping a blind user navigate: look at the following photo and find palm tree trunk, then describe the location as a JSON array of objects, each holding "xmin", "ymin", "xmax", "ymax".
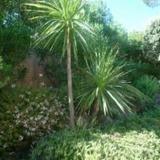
[
  {"xmin": 67, "ymin": 30, "xmax": 75, "ymax": 128},
  {"xmin": 92, "ymin": 99, "xmax": 99, "ymax": 117}
]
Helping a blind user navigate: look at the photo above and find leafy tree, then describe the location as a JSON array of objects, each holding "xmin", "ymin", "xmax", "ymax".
[
  {"xmin": 85, "ymin": 1, "xmax": 129, "ymax": 57},
  {"xmin": 24, "ymin": 0, "xmax": 93, "ymax": 127},
  {"xmin": 129, "ymin": 31, "xmax": 144, "ymax": 42},
  {"xmin": 104, "ymin": 23, "xmax": 128, "ymax": 53},
  {"xmin": 0, "ymin": 0, "xmax": 31, "ymax": 65},
  {"xmin": 125, "ymin": 31, "xmax": 144, "ymax": 60},
  {"xmin": 0, "ymin": 0, "xmax": 20, "ymax": 22},
  {"xmin": 144, "ymin": 19, "xmax": 160, "ymax": 61},
  {"xmin": 85, "ymin": 0, "xmax": 112, "ymax": 26},
  {"xmin": 143, "ymin": 0, "xmax": 160, "ymax": 7},
  {"xmin": 0, "ymin": 21, "xmax": 31, "ymax": 66}
]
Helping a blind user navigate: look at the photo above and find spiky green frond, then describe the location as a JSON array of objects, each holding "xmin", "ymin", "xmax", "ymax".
[
  {"xmin": 78, "ymin": 49, "xmax": 145, "ymax": 116},
  {"xmin": 23, "ymin": 0, "xmax": 94, "ymax": 55}
]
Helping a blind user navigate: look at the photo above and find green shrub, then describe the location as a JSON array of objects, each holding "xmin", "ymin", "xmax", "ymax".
[
  {"xmin": 0, "ymin": 56, "xmax": 10, "ymax": 88},
  {"xmin": 0, "ymin": 87, "xmax": 67, "ymax": 158},
  {"xmin": 125, "ymin": 60, "xmax": 160, "ymax": 82},
  {"xmin": 0, "ymin": 21, "xmax": 31, "ymax": 66},
  {"xmin": 78, "ymin": 48, "xmax": 143, "ymax": 117},
  {"xmin": 135, "ymin": 75, "xmax": 160, "ymax": 99},
  {"xmin": 31, "ymin": 107, "xmax": 160, "ymax": 160},
  {"xmin": 133, "ymin": 75, "xmax": 160, "ymax": 111}
]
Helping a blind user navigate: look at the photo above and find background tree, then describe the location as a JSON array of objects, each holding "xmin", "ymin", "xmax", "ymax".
[
  {"xmin": 84, "ymin": 1, "xmax": 129, "ymax": 55},
  {"xmin": 144, "ymin": 19, "xmax": 160, "ymax": 61},
  {"xmin": 85, "ymin": 0, "xmax": 112, "ymax": 26},
  {"xmin": 0, "ymin": 0, "xmax": 31, "ymax": 89},
  {"xmin": 125, "ymin": 31, "xmax": 144, "ymax": 60},
  {"xmin": 143, "ymin": 0, "xmax": 160, "ymax": 7}
]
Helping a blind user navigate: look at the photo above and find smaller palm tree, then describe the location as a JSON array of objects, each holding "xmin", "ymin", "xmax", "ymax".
[{"xmin": 78, "ymin": 48, "xmax": 144, "ymax": 117}]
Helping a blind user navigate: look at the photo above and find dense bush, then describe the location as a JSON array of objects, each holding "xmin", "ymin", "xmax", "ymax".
[
  {"xmin": 133, "ymin": 75, "xmax": 160, "ymax": 111},
  {"xmin": 126, "ymin": 60, "xmax": 160, "ymax": 82},
  {"xmin": 31, "ymin": 106, "xmax": 160, "ymax": 160},
  {"xmin": 0, "ymin": 87, "xmax": 67, "ymax": 158},
  {"xmin": 135, "ymin": 75, "xmax": 160, "ymax": 99},
  {"xmin": 0, "ymin": 21, "xmax": 31, "ymax": 66},
  {"xmin": 0, "ymin": 56, "xmax": 10, "ymax": 88},
  {"xmin": 0, "ymin": 19, "xmax": 31, "ymax": 87}
]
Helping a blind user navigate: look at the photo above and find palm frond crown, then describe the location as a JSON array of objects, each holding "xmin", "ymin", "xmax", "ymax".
[
  {"xmin": 23, "ymin": 0, "xmax": 93, "ymax": 55},
  {"xmin": 78, "ymin": 49, "xmax": 145, "ymax": 116}
]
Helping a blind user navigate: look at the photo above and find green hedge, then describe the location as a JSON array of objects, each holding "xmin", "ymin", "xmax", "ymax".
[{"xmin": 31, "ymin": 106, "xmax": 160, "ymax": 160}]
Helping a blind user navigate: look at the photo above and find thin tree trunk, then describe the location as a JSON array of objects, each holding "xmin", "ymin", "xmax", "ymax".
[
  {"xmin": 67, "ymin": 30, "xmax": 75, "ymax": 128},
  {"xmin": 92, "ymin": 99, "xmax": 99, "ymax": 117}
]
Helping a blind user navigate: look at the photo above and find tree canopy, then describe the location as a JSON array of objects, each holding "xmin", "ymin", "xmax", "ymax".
[{"xmin": 143, "ymin": 0, "xmax": 160, "ymax": 7}]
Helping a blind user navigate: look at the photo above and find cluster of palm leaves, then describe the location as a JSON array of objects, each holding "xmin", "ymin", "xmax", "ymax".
[
  {"xmin": 24, "ymin": 0, "xmax": 93, "ymax": 55},
  {"xmin": 78, "ymin": 48, "xmax": 144, "ymax": 116}
]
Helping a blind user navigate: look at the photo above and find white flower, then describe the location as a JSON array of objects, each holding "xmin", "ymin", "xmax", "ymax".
[
  {"xmin": 31, "ymin": 128, "xmax": 36, "ymax": 132},
  {"xmin": 44, "ymin": 100, "xmax": 49, "ymax": 106},
  {"xmin": 19, "ymin": 94, "xmax": 24, "ymax": 99},
  {"xmin": 39, "ymin": 73, "xmax": 43, "ymax": 77},
  {"xmin": 3, "ymin": 143, "xmax": 8, "ymax": 148},
  {"xmin": 11, "ymin": 84, "xmax": 16, "ymax": 88},
  {"xmin": 42, "ymin": 120, "xmax": 46, "ymax": 125},
  {"xmin": 30, "ymin": 117, "xmax": 33, "ymax": 121},
  {"xmin": 18, "ymin": 135, "xmax": 24, "ymax": 141}
]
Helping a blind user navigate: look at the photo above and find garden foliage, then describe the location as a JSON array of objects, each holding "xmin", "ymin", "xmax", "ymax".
[
  {"xmin": 78, "ymin": 47, "xmax": 144, "ymax": 116},
  {"xmin": 0, "ymin": 87, "xmax": 67, "ymax": 158},
  {"xmin": 1, "ymin": 0, "xmax": 160, "ymax": 159},
  {"xmin": 31, "ymin": 106, "xmax": 160, "ymax": 160}
]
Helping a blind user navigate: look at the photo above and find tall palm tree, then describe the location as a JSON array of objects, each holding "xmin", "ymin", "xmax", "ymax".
[{"xmin": 24, "ymin": 0, "xmax": 93, "ymax": 127}]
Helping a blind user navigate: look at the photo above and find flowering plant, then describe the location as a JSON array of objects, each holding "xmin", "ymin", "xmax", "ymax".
[{"xmin": 0, "ymin": 88, "xmax": 67, "ymax": 157}]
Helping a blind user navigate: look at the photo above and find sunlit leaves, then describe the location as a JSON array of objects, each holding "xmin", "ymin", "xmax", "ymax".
[
  {"xmin": 23, "ymin": 0, "xmax": 94, "ymax": 55},
  {"xmin": 78, "ymin": 48, "xmax": 144, "ymax": 116}
]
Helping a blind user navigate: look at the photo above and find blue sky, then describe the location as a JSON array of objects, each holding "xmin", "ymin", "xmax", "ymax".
[{"xmin": 105, "ymin": 0, "xmax": 160, "ymax": 32}]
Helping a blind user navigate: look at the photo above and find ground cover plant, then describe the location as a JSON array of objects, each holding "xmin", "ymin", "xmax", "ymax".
[{"xmin": 31, "ymin": 106, "xmax": 160, "ymax": 160}]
